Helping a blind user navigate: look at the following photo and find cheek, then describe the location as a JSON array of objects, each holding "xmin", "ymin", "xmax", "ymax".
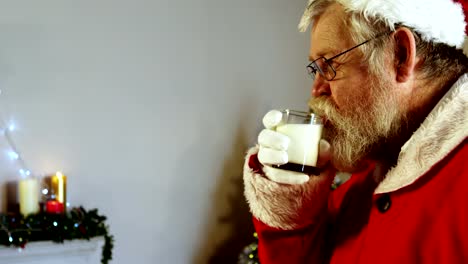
[{"xmin": 330, "ymin": 78, "xmax": 373, "ymax": 112}]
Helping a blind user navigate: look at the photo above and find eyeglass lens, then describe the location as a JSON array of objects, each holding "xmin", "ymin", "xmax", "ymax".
[{"xmin": 307, "ymin": 58, "xmax": 336, "ymax": 81}]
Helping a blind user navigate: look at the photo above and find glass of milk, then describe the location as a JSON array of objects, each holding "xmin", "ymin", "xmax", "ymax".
[{"xmin": 274, "ymin": 109, "xmax": 323, "ymax": 175}]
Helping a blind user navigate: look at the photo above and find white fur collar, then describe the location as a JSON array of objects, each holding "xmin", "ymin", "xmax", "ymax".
[{"xmin": 375, "ymin": 74, "xmax": 468, "ymax": 193}]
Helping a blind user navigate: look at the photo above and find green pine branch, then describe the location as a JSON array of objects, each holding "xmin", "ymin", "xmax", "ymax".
[{"xmin": 0, "ymin": 206, "xmax": 114, "ymax": 264}]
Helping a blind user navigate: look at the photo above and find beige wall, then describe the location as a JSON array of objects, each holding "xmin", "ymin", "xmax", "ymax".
[{"xmin": 0, "ymin": 0, "xmax": 311, "ymax": 263}]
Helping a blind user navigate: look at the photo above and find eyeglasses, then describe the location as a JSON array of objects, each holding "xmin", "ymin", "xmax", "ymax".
[{"xmin": 306, "ymin": 32, "xmax": 389, "ymax": 81}]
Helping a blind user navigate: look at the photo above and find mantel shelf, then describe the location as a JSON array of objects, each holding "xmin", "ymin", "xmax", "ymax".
[{"xmin": 0, "ymin": 237, "xmax": 105, "ymax": 264}]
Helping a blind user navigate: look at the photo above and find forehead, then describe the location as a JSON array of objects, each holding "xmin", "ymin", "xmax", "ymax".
[{"xmin": 309, "ymin": 3, "xmax": 353, "ymax": 58}]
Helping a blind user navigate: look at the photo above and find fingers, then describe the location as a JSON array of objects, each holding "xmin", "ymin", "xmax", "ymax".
[
  {"xmin": 257, "ymin": 126, "xmax": 290, "ymax": 166},
  {"xmin": 258, "ymin": 146, "xmax": 288, "ymax": 165},
  {"xmin": 263, "ymin": 165, "xmax": 310, "ymax": 185},
  {"xmin": 262, "ymin": 110, "xmax": 283, "ymax": 129},
  {"xmin": 258, "ymin": 129, "xmax": 290, "ymax": 150},
  {"xmin": 257, "ymin": 109, "xmax": 331, "ymax": 186}
]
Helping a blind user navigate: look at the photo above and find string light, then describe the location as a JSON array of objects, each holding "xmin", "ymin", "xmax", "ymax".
[
  {"xmin": 19, "ymin": 169, "xmax": 31, "ymax": 177},
  {"xmin": 0, "ymin": 117, "xmax": 32, "ymax": 178},
  {"xmin": 0, "ymin": 87, "xmax": 34, "ymax": 179},
  {"xmin": 7, "ymin": 151, "xmax": 19, "ymax": 160}
]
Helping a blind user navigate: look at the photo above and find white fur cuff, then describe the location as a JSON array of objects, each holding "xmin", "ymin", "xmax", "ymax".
[{"xmin": 243, "ymin": 146, "xmax": 333, "ymax": 230}]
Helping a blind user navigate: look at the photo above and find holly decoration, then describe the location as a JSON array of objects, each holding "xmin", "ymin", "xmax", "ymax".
[{"xmin": 0, "ymin": 206, "xmax": 114, "ymax": 264}]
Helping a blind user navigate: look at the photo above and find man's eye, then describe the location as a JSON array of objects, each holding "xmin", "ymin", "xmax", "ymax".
[{"xmin": 326, "ymin": 60, "xmax": 339, "ymax": 69}]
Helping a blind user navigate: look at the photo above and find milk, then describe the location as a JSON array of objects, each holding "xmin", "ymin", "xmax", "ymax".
[{"xmin": 276, "ymin": 123, "xmax": 323, "ymax": 167}]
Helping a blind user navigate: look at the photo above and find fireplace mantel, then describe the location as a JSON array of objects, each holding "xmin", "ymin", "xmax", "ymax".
[{"xmin": 0, "ymin": 237, "xmax": 105, "ymax": 264}]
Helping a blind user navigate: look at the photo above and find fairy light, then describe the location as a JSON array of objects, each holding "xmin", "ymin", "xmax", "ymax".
[
  {"xmin": 7, "ymin": 151, "xmax": 19, "ymax": 160},
  {"xmin": 0, "ymin": 118, "xmax": 32, "ymax": 178},
  {"xmin": 18, "ymin": 169, "xmax": 31, "ymax": 177},
  {"xmin": 0, "ymin": 86, "xmax": 33, "ymax": 179}
]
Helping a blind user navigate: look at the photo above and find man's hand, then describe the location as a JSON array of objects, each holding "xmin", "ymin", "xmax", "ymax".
[{"xmin": 257, "ymin": 110, "xmax": 332, "ymax": 185}]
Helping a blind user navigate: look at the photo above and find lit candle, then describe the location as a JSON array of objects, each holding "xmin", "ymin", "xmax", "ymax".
[
  {"xmin": 50, "ymin": 172, "xmax": 67, "ymax": 206},
  {"xmin": 18, "ymin": 177, "xmax": 40, "ymax": 216}
]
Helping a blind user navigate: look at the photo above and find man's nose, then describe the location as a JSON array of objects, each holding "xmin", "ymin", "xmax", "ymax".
[{"xmin": 311, "ymin": 74, "xmax": 331, "ymax": 97}]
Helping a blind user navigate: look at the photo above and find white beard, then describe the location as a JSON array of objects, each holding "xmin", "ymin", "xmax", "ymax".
[{"xmin": 308, "ymin": 77, "xmax": 402, "ymax": 172}]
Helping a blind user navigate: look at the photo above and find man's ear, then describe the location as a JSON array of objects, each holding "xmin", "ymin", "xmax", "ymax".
[{"xmin": 392, "ymin": 27, "xmax": 417, "ymax": 83}]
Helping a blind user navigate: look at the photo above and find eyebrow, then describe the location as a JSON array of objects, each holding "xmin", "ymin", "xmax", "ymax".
[
  {"xmin": 308, "ymin": 54, "xmax": 328, "ymax": 62},
  {"xmin": 308, "ymin": 49, "xmax": 339, "ymax": 61}
]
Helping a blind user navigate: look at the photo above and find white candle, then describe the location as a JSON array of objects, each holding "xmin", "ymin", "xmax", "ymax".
[{"xmin": 19, "ymin": 177, "xmax": 40, "ymax": 216}]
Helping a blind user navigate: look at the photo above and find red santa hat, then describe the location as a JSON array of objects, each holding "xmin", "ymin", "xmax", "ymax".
[{"xmin": 299, "ymin": 0, "xmax": 468, "ymax": 56}]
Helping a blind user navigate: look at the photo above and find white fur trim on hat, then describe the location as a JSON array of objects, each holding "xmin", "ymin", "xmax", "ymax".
[{"xmin": 299, "ymin": 0, "xmax": 467, "ymax": 49}]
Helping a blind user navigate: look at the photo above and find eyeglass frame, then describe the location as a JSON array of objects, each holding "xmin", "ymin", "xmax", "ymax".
[{"xmin": 306, "ymin": 32, "xmax": 391, "ymax": 81}]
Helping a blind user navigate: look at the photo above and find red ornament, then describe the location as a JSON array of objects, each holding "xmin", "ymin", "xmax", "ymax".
[
  {"xmin": 79, "ymin": 224, "xmax": 87, "ymax": 235},
  {"xmin": 45, "ymin": 200, "xmax": 64, "ymax": 214}
]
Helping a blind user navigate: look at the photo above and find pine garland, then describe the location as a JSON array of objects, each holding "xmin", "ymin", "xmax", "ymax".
[{"xmin": 0, "ymin": 206, "xmax": 114, "ymax": 264}]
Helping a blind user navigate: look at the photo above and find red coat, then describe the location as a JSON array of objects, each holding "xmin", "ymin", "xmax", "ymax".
[{"xmin": 243, "ymin": 75, "xmax": 468, "ymax": 263}]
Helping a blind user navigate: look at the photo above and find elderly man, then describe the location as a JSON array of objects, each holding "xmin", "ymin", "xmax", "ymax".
[{"xmin": 243, "ymin": 0, "xmax": 468, "ymax": 263}]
